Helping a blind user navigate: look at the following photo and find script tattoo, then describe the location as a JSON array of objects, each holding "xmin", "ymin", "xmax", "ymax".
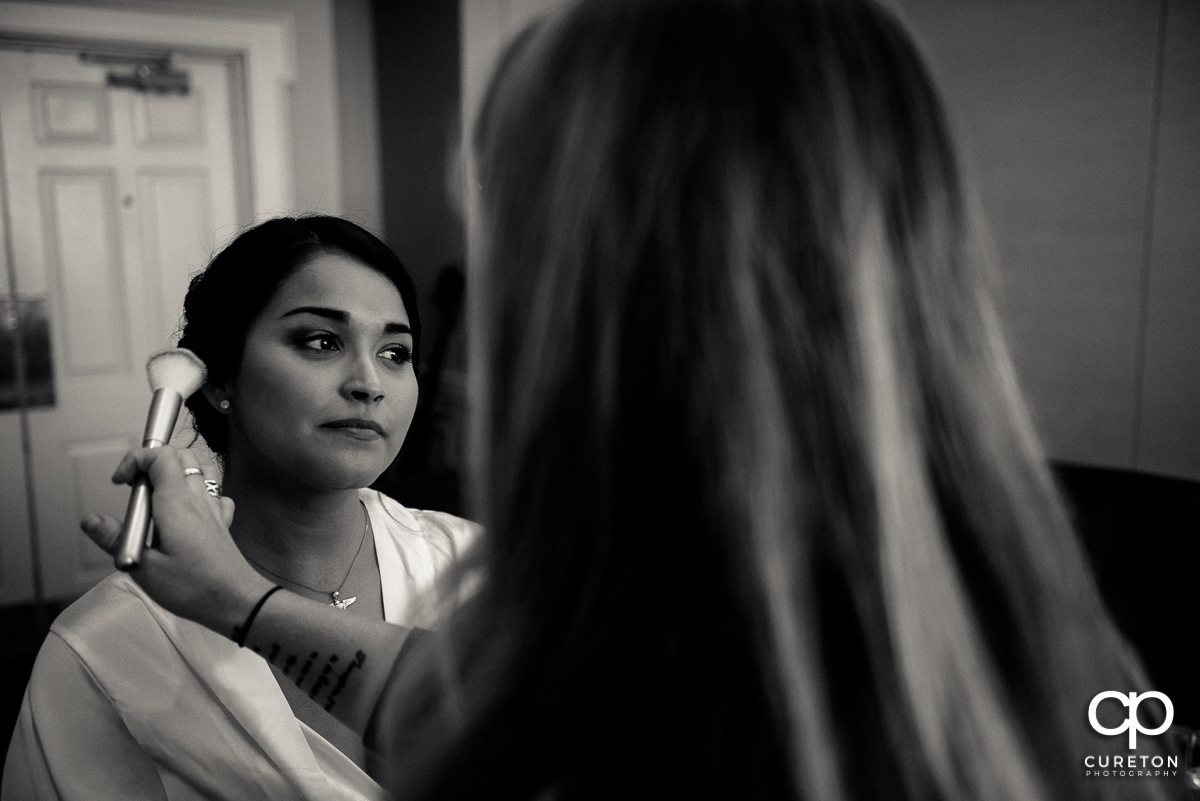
[{"xmin": 255, "ymin": 644, "xmax": 368, "ymax": 712}]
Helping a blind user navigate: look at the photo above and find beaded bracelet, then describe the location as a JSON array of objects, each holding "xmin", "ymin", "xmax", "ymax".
[{"xmin": 233, "ymin": 585, "xmax": 283, "ymax": 647}]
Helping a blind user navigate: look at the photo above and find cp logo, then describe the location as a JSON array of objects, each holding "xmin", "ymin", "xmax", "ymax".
[{"xmin": 1088, "ymin": 691, "xmax": 1174, "ymax": 749}]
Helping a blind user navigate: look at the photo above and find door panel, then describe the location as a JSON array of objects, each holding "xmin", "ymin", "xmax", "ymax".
[
  {"xmin": 137, "ymin": 169, "xmax": 213, "ymax": 346},
  {"xmin": 41, "ymin": 169, "xmax": 129, "ymax": 373}
]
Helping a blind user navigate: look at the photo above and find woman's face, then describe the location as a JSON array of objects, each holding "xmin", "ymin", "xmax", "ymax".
[{"xmin": 222, "ymin": 251, "xmax": 418, "ymax": 491}]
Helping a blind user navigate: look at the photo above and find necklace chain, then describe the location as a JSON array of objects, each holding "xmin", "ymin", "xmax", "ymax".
[{"xmin": 243, "ymin": 502, "xmax": 369, "ymax": 608}]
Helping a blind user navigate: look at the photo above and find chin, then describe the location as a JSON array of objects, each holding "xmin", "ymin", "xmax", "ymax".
[{"xmin": 299, "ymin": 456, "xmax": 392, "ymax": 492}]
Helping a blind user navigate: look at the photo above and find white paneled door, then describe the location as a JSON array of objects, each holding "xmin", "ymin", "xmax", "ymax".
[{"xmin": 0, "ymin": 45, "xmax": 243, "ymax": 604}]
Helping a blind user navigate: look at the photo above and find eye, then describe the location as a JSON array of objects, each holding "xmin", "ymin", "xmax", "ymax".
[
  {"xmin": 299, "ymin": 333, "xmax": 340, "ymax": 352},
  {"xmin": 379, "ymin": 343, "xmax": 413, "ymax": 366}
]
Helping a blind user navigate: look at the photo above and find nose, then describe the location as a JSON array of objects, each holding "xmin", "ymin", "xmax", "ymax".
[{"xmin": 341, "ymin": 351, "xmax": 385, "ymax": 404}]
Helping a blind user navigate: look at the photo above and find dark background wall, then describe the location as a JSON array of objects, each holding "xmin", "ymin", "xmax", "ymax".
[
  {"xmin": 370, "ymin": 0, "xmax": 468, "ymax": 515},
  {"xmin": 374, "ymin": 0, "xmax": 464, "ymax": 343}
]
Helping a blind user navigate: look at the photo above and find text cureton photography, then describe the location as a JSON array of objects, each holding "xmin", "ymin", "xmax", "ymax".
[{"xmin": 1084, "ymin": 691, "xmax": 1179, "ymax": 779}]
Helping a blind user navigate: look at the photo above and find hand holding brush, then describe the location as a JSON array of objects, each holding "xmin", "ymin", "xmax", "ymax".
[{"xmin": 114, "ymin": 348, "xmax": 207, "ymax": 570}]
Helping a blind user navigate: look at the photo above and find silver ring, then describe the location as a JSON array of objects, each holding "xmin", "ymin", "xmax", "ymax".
[
  {"xmin": 204, "ymin": 479, "xmax": 222, "ymax": 498},
  {"xmin": 183, "ymin": 467, "xmax": 204, "ymax": 478}
]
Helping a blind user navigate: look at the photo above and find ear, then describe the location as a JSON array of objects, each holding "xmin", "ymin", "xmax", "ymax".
[{"xmin": 201, "ymin": 381, "xmax": 233, "ymax": 414}]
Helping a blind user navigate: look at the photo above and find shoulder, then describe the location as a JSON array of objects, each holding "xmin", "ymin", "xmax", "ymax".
[
  {"xmin": 25, "ymin": 574, "xmax": 171, "ymax": 707},
  {"xmin": 359, "ymin": 488, "xmax": 481, "ymax": 556},
  {"xmin": 48, "ymin": 572, "xmax": 221, "ymax": 676},
  {"xmin": 51, "ymin": 572, "xmax": 159, "ymax": 647}
]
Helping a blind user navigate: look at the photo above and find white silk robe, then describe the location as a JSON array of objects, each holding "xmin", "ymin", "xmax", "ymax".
[{"xmin": 2, "ymin": 491, "xmax": 476, "ymax": 801}]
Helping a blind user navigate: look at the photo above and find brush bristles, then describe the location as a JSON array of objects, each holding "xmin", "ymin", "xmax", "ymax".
[{"xmin": 146, "ymin": 348, "xmax": 207, "ymax": 397}]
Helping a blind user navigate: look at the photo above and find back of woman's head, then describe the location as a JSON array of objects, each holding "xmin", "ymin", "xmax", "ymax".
[
  {"xmin": 177, "ymin": 215, "xmax": 420, "ymax": 458},
  {"xmin": 383, "ymin": 1, "xmax": 1173, "ymax": 799}
]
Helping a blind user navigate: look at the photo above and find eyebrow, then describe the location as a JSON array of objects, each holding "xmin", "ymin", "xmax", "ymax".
[{"xmin": 281, "ymin": 305, "xmax": 412, "ymax": 336}]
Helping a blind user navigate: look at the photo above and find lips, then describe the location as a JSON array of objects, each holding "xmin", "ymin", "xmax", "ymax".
[{"xmin": 321, "ymin": 418, "xmax": 386, "ymax": 436}]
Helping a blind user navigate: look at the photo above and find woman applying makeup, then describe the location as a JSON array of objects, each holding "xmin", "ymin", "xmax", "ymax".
[{"xmin": 3, "ymin": 216, "xmax": 476, "ymax": 801}]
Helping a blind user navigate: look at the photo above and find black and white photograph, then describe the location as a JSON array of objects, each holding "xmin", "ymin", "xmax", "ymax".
[{"xmin": 0, "ymin": 0, "xmax": 1196, "ymax": 798}]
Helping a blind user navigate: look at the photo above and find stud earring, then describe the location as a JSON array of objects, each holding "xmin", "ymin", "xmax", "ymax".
[{"xmin": 219, "ymin": 399, "xmax": 231, "ymax": 411}]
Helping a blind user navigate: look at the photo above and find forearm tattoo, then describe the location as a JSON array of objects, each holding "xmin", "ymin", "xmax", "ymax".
[{"xmin": 255, "ymin": 643, "xmax": 367, "ymax": 712}]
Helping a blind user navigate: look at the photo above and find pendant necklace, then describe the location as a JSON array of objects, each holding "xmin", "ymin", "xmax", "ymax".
[{"xmin": 244, "ymin": 503, "xmax": 370, "ymax": 610}]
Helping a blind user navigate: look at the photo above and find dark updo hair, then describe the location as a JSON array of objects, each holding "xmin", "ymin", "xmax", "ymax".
[{"xmin": 177, "ymin": 215, "xmax": 421, "ymax": 459}]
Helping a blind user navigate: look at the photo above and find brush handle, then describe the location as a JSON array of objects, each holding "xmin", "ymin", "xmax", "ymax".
[
  {"xmin": 114, "ymin": 388, "xmax": 184, "ymax": 570},
  {"xmin": 114, "ymin": 478, "xmax": 154, "ymax": 569}
]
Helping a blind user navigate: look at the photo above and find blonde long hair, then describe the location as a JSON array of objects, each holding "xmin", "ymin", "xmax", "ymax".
[{"xmin": 377, "ymin": 1, "xmax": 1176, "ymax": 798}]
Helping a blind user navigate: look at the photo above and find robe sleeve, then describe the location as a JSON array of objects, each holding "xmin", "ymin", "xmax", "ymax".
[{"xmin": 2, "ymin": 631, "xmax": 169, "ymax": 801}]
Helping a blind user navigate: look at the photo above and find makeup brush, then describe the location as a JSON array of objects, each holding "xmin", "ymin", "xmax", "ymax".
[{"xmin": 114, "ymin": 348, "xmax": 207, "ymax": 570}]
